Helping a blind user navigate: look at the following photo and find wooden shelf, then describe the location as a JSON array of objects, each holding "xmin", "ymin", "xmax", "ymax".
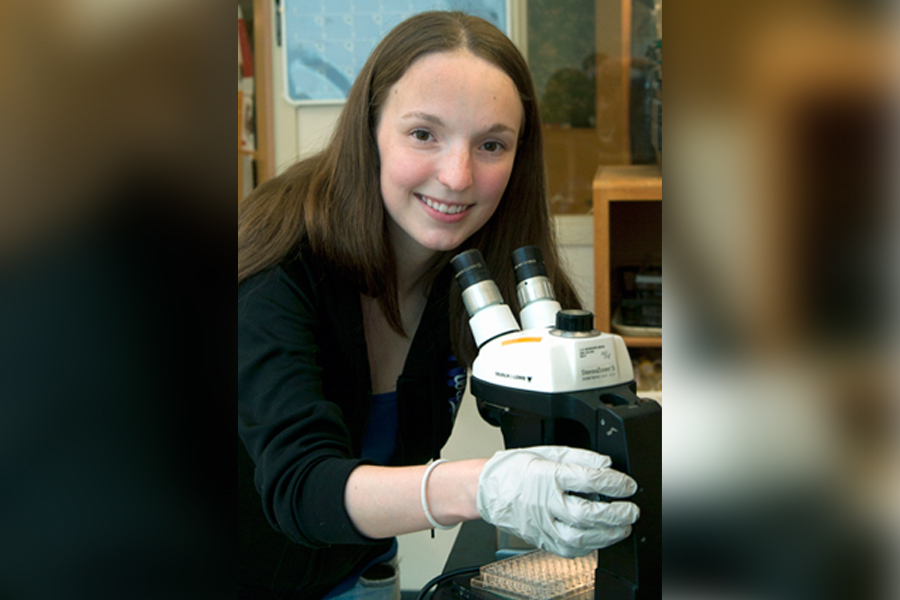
[
  {"xmin": 251, "ymin": 0, "xmax": 274, "ymax": 185},
  {"xmin": 593, "ymin": 164, "xmax": 662, "ymax": 347},
  {"xmin": 594, "ymin": 165, "xmax": 662, "ymax": 203},
  {"xmin": 620, "ymin": 335, "xmax": 662, "ymax": 348}
]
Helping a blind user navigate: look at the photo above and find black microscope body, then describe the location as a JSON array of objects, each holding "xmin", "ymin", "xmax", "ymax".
[
  {"xmin": 474, "ymin": 377, "xmax": 661, "ymax": 600},
  {"xmin": 451, "ymin": 247, "xmax": 661, "ymax": 599}
]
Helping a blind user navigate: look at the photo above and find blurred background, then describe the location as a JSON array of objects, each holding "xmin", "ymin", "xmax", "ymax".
[
  {"xmin": 1, "ymin": 1, "xmax": 229, "ymax": 599},
  {"xmin": 663, "ymin": 1, "xmax": 899, "ymax": 598},
  {"xmin": 1, "ymin": 0, "xmax": 897, "ymax": 598}
]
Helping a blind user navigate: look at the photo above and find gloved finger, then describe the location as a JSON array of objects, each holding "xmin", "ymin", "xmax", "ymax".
[
  {"xmin": 552, "ymin": 521, "xmax": 633, "ymax": 555},
  {"xmin": 526, "ymin": 446, "xmax": 613, "ymax": 470},
  {"xmin": 537, "ymin": 537, "xmax": 599, "ymax": 559},
  {"xmin": 554, "ymin": 494, "xmax": 640, "ymax": 528},
  {"xmin": 492, "ymin": 525, "xmax": 593, "ymax": 561},
  {"xmin": 555, "ymin": 462, "xmax": 638, "ymax": 497}
]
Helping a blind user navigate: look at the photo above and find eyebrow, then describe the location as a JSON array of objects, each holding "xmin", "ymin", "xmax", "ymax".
[{"xmin": 400, "ymin": 111, "xmax": 518, "ymax": 136}]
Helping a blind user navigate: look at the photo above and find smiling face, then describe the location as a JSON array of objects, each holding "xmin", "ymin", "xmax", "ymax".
[{"xmin": 375, "ymin": 49, "xmax": 524, "ymax": 261}]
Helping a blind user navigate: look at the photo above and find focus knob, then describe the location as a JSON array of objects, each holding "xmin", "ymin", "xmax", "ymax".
[{"xmin": 555, "ymin": 309, "xmax": 595, "ymax": 333}]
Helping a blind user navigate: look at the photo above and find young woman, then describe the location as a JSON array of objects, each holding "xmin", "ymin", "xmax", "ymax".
[{"xmin": 238, "ymin": 11, "xmax": 639, "ymax": 599}]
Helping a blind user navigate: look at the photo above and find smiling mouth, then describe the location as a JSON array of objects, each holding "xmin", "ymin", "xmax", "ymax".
[{"xmin": 416, "ymin": 194, "xmax": 471, "ymax": 215}]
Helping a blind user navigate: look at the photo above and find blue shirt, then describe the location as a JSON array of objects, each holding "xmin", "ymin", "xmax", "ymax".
[
  {"xmin": 321, "ymin": 391, "xmax": 400, "ymax": 598},
  {"xmin": 360, "ymin": 390, "xmax": 398, "ymax": 465}
]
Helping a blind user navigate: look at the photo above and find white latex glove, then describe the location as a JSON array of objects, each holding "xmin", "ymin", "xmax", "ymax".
[{"xmin": 477, "ymin": 446, "xmax": 640, "ymax": 558}]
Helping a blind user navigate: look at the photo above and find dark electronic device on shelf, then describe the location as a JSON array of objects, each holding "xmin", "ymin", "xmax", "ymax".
[
  {"xmin": 451, "ymin": 247, "xmax": 661, "ymax": 600},
  {"xmin": 616, "ymin": 265, "xmax": 662, "ymax": 329}
]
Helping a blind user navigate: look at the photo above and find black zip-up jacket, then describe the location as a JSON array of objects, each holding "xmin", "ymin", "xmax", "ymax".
[{"xmin": 237, "ymin": 250, "xmax": 463, "ymax": 598}]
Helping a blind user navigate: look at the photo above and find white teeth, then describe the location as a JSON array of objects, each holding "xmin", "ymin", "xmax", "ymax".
[{"xmin": 419, "ymin": 194, "xmax": 468, "ymax": 215}]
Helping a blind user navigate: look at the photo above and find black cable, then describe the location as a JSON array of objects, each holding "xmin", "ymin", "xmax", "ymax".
[{"xmin": 415, "ymin": 566, "xmax": 482, "ymax": 600}]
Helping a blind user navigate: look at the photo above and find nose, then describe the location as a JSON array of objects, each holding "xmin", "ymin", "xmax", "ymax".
[{"xmin": 437, "ymin": 146, "xmax": 474, "ymax": 192}]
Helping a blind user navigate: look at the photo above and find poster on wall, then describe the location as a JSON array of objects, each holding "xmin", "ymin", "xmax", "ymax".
[{"xmin": 281, "ymin": 0, "xmax": 510, "ymax": 105}]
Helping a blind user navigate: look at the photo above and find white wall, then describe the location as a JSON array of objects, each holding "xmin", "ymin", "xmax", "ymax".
[
  {"xmin": 269, "ymin": 10, "xmax": 342, "ymax": 172},
  {"xmin": 555, "ymin": 215, "xmax": 594, "ymax": 313},
  {"xmin": 266, "ymin": 3, "xmax": 596, "ymax": 591}
]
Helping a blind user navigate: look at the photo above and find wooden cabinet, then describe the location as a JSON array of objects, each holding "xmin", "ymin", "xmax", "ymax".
[
  {"xmin": 593, "ymin": 164, "xmax": 661, "ymax": 347},
  {"xmin": 238, "ymin": 91, "xmax": 253, "ymax": 203},
  {"xmin": 238, "ymin": 0, "xmax": 275, "ymax": 203}
]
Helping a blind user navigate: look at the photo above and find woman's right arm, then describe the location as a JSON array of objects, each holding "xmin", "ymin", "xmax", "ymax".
[
  {"xmin": 345, "ymin": 447, "xmax": 641, "ymax": 558},
  {"xmin": 343, "ymin": 459, "xmax": 486, "ymax": 539}
]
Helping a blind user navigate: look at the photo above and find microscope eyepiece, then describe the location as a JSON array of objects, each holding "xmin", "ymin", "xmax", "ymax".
[
  {"xmin": 450, "ymin": 249, "xmax": 505, "ymax": 317},
  {"xmin": 511, "ymin": 245, "xmax": 549, "ymax": 282},
  {"xmin": 450, "ymin": 249, "xmax": 491, "ymax": 291},
  {"xmin": 510, "ymin": 245, "xmax": 560, "ymax": 329},
  {"xmin": 450, "ymin": 249, "xmax": 520, "ymax": 347}
]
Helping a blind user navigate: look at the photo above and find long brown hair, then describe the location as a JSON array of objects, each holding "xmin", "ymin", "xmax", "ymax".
[{"xmin": 237, "ymin": 11, "xmax": 580, "ymax": 367}]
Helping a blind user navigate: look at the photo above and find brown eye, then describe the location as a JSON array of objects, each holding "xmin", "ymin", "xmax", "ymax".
[{"xmin": 412, "ymin": 130, "xmax": 432, "ymax": 142}]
